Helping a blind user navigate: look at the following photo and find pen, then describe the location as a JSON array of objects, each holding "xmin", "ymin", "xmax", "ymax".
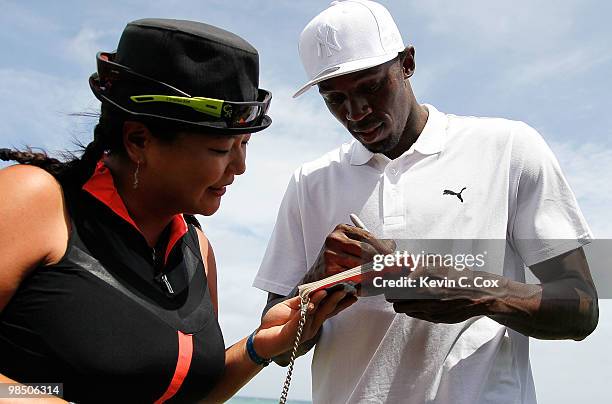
[{"xmin": 349, "ymin": 213, "xmax": 369, "ymax": 232}]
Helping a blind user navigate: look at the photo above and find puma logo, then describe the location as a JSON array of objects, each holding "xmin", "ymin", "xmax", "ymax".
[{"xmin": 443, "ymin": 187, "xmax": 466, "ymax": 203}]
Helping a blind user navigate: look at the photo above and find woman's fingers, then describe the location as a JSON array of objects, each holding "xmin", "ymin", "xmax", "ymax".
[
  {"xmin": 309, "ymin": 290, "xmax": 328, "ymax": 306},
  {"xmin": 283, "ymin": 295, "xmax": 306, "ymax": 311},
  {"xmin": 307, "ymin": 291, "xmax": 353, "ymax": 332},
  {"xmin": 317, "ymin": 290, "xmax": 352, "ymax": 320},
  {"xmin": 327, "ymin": 295, "xmax": 358, "ymax": 318}
]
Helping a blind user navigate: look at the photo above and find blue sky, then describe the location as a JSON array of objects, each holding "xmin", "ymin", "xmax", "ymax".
[{"xmin": 1, "ymin": 1, "xmax": 611, "ymax": 402}]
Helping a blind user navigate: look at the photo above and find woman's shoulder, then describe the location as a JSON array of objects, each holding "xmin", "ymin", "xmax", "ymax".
[
  {"xmin": 193, "ymin": 225, "xmax": 218, "ymax": 315},
  {"xmin": 193, "ymin": 225, "xmax": 212, "ymax": 263},
  {"xmin": 0, "ymin": 164, "xmax": 67, "ymax": 214},
  {"xmin": 0, "ymin": 164, "xmax": 71, "ymax": 266},
  {"xmin": 1, "ymin": 163, "xmax": 59, "ymax": 187}
]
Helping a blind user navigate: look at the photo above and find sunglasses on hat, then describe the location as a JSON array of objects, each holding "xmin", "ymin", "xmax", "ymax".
[{"xmin": 91, "ymin": 52, "xmax": 271, "ymax": 130}]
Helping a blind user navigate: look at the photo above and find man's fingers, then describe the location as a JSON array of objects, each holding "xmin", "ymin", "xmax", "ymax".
[
  {"xmin": 368, "ymin": 237, "xmax": 396, "ymax": 255},
  {"xmin": 390, "ymin": 299, "xmax": 478, "ymax": 323},
  {"xmin": 389, "ymin": 299, "xmax": 450, "ymax": 313},
  {"xmin": 394, "ymin": 307, "xmax": 469, "ymax": 324},
  {"xmin": 326, "ymin": 236, "xmax": 377, "ymax": 260},
  {"xmin": 323, "ymin": 249, "xmax": 365, "ymax": 274},
  {"xmin": 326, "ymin": 226, "xmax": 381, "ymax": 259},
  {"xmin": 334, "ymin": 223, "xmax": 396, "ymax": 255},
  {"xmin": 330, "ymin": 223, "xmax": 371, "ymax": 242}
]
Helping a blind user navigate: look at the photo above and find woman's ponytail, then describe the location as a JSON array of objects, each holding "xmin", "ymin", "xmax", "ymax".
[{"xmin": 0, "ymin": 148, "xmax": 64, "ymax": 173}]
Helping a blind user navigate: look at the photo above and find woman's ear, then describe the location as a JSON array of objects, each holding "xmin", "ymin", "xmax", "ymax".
[{"xmin": 122, "ymin": 121, "xmax": 152, "ymax": 164}]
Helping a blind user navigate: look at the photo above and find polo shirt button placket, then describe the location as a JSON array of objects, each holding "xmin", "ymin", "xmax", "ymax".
[{"xmin": 382, "ymin": 164, "xmax": 405, "ymax": 229}]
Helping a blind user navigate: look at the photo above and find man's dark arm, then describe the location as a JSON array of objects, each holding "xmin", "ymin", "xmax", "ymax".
[{"xmin": 488, "ymin": 247, "xmax": 598, "ymax": 340}]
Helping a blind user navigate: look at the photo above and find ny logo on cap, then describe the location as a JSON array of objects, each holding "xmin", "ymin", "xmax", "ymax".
[{"xmin": 316, "ymin": 23, "xmax": 341, "ymax": 57}]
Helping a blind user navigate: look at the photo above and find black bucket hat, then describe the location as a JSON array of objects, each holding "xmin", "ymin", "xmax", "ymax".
[{"xmin": 89, "ymin": 18, "xmax": 271, "ymax": 135}]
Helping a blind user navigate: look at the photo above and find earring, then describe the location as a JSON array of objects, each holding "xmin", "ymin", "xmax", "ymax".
[{"xmin": 133, "ymin": 160, "xmax": 140, "ymax": 189}]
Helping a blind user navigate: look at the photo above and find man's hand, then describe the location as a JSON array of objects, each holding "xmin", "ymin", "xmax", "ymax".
[
  {"xmin": 386, "ymin": 264, "xmax": 501, "ymax": 324},
  {"xmin": 301, "ymin": 223, "xmax": 396, "ymax": 285}
]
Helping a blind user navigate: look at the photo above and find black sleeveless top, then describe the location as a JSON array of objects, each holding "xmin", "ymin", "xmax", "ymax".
[{"xmin": 0, "ymin": 163, "xmax": 225, "ymax": 403}]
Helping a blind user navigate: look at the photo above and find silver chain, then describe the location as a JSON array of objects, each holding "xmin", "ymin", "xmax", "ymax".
[{"xmin": 279, "ymin": 295, "xmax": 310, "ymax": 404}]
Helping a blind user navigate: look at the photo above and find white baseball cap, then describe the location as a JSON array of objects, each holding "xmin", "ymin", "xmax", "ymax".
[{"xmin": 293, "ymin": 0, "xmax": 405, "ymax": 98}]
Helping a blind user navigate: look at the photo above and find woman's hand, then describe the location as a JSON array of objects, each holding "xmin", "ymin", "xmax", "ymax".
[{"xmin": 253, "ymin": 290, "xmax": 356, "ymax": 359}]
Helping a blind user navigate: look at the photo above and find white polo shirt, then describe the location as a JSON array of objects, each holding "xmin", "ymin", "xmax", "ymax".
[{"xmin": 253, "ymin": 105, "xmax": 591, "ymax": 404}]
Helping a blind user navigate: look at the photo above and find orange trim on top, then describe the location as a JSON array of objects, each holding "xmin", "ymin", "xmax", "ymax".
[
  {"xmin": 164, "ymin": 216, "xmax": 188, "ymax": 265},
  {"xmin": 154, "ymin": 331, "xmax": 194, "ymax": 404},
  {"xmin": 82, "ymin": 160, "xmax": 188, "ymax": 266},
  {"xmin": 82, "ymin": 161, "xmax": 141, "ymax": 231}
]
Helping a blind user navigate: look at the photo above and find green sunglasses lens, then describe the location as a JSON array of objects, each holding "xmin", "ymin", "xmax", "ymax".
[{"xmin": 130, "ymin": 95, "xmax": 266, "ymax": 127}]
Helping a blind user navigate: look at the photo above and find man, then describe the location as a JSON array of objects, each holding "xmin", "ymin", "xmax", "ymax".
[{"xmin": 254, "ymin": 1, "xmax": 598, "ymax": 403}]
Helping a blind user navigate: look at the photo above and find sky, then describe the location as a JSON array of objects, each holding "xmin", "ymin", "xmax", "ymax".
[{"xmin": 1, "ymin": 0, "xmax": 611, "ymax": 402}]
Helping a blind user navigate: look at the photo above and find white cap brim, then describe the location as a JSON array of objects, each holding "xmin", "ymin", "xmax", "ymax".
[{"xmin": 292, "ymin": 51, "xmax": 401, "ymax": 98}]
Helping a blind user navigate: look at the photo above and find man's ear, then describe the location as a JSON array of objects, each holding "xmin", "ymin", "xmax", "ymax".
[
  {"xmin": 122, "ymin": 121, "xmax": 153, "ymax": 164},
  {"xmin": 401, "ymin": 45, "xmax": 416, "ymax": 79}
]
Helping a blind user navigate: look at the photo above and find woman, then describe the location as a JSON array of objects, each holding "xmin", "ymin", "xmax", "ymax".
[{"xmin": 0, "ymin": 19, "xmax": 354, "ymax": 403}]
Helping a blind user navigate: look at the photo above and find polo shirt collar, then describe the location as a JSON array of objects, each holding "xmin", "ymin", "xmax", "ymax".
[{"xmin": 349, "ymin": 104, "xmax": 447, "ymax": 166}]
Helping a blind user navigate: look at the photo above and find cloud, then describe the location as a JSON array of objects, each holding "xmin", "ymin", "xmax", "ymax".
[
  {"xmin": 0, "ymin": 2, "xmax": 61, "ymax": 39},
  {"xmin": 397, "ymin": 0, "xmax": 612, "ymax": 106},
  {"xmin": 549, "ymin": 140, "xmax": 612, "ymax": 237},
  {"xmin": 0, "ymin": 68, "xmax": 98, "ymax": 154},
  {"xmin": 530, "ymin": 300, "xmax": 612, "ymax": 403},
  {"xmin": 406, "ymin": 0, "xmax": 581, "ymax": 54},
  {"xmin": 62, "ymin": 27, "xmax": 114, "ymax": 72},
  {"xmin": 501, "ymin": 44, "xmax": 612, "ymax": 90}
]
